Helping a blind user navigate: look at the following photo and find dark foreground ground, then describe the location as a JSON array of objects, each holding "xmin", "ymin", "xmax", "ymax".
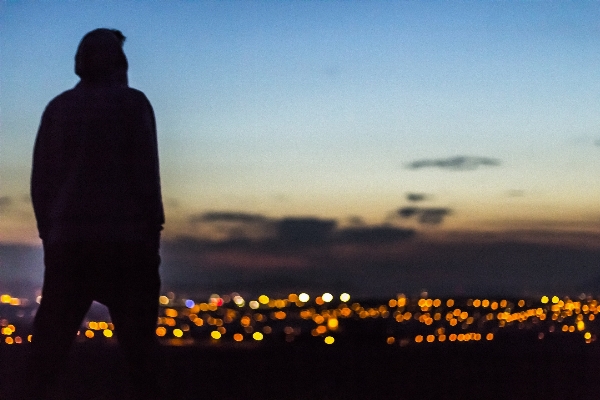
[{"xmin": 2, "ymin": 338, "xmax": 600, "ymax": 400}]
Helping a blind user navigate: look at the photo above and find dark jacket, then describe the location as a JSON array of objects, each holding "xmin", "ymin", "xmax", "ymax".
[{"xmin": 31, "ymin": 29, "xmax": 164, "ymax": 242}]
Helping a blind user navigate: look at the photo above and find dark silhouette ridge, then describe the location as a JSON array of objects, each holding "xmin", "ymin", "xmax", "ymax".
[{"xmin": 22, "ymin": 28, "xmax": 167, "ymax": 400}]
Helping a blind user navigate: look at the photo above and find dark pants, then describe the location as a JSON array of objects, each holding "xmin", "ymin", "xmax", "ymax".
[{"xmin": 24, "ymin": 239, "xmax": 165, "ymax": 400}]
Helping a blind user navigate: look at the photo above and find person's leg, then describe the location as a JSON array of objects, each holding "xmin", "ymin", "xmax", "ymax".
[
  {"xmin": 23, "ymin": 242, "xmax": 93, "ymax": 400},
  {"xmin": 104, "ymin": 240, "xmax": 166, "ymax": 400}
]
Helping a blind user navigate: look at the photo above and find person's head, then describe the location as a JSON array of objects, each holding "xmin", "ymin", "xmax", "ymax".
[{"xmin": 75, "ymin": 28, "xmax": 128, "ymax": 84}]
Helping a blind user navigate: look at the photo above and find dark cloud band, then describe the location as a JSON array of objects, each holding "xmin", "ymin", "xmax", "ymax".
[
  {"xmin": 397, "ymin": 207, "xmax": 452, "ymax": 225},
  {"xmin": 188, "ymin": 211, "xmax": 269, "ymax": 224},
  {"xmin": 407, "ymin": 156, "xmax": 500, "ymax": 171}
]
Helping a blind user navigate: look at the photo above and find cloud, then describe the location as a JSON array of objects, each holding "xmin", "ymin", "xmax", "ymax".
[
  {"xmin": 188, "ymin": 211, "xmax": 269, "ymax": 224},
  {"xmin": 165, "ymin": 198, "xmax": 180, "ymax": 208},
  {"xmin": 397, "ymin": 207, "xmax": 452, "ymax": 225},
  {"xmin": 406, "ymin": 193, "xmax": 428, "ymax": 202},
  {"xmin": 187, "ymin": 211, "xmax": 274, "ymax": 242},
  {"xmin": 418, "ymin": 208, "xmax": 451, "ymax": 224},
  {"xmin": 185, "ymin": 212, "xmax": 340, "ymax": 245},
  {"xmin": 0, "ymin": 196, "xmax": 12, "ymax": 213},
  {"xmin": 347, "ymin": 216, "xmax": 366, "ymax": 226},
  {"xmin": 406, "ymin": 156, "xmax": 501, "ymax": 171},
  {"xmin": 335, "ymin": 226, "xmax": 415, "ymax": 244},
  {"xmin": 276, "ymin": 217, "xmax": 337, "ymax": 245},
  {"xmin": 397, "ymin": 207, "xmax": 420, "ymax": 218}
]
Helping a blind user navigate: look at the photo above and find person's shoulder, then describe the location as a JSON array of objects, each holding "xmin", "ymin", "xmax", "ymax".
[
  {"xmin": 43, "ymin": 88, "xmax": 80, "ymax": 113},
  {"xmin": 125, "ymin": 86, "xmax": 146, "ymax": 96},
  {"xmin": 121, "ymin": 86, "xmax": 148, "ymax": 100},
  {"xmin": 49, "ymin": 87, "xmax": 78, "ymax": 102},
  {"xmin": 121, "ymin": 87, "xmax": 153, "ymax": 108}
]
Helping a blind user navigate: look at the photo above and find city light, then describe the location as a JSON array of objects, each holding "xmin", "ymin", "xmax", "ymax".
[
  {"xmin": 1, "ymin": 291, "xmax": 599, "ymax": 351},
  {"xmin": 233, "ymin": 295, "xmax": 245, "ymax": 307},
  {"xmin": 327, "ymin": 318, "xmax": 339, "ymax": 330},
  {"xmin": 298, "ymin": 293, "xmax": 310, "ymax": 302}
]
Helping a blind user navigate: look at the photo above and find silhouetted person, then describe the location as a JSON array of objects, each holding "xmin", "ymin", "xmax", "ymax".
[{"xmin": 25, "ymin": 28, "xmax": 165, "ymax": 400}]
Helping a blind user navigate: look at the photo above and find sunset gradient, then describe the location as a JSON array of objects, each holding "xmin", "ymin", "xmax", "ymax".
[{"xmin": 2, "ymin": 2, "xmax": 600, "ymax": 296}]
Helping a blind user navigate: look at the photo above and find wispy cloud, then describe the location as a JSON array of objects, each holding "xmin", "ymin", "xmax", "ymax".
[
  {"xmin": 188, "ymin": 211, "xmax": 270, "ymax": 224},
  {"xmin": 398, "ymin": 206, "xmax": 420, "ymax": 218},
  {"xmin": 187, "ymin": 211, "xmax": 274, "ymax": 242},
  {"xmin": 418, "ymin": 208, "xmax": 451, "ymax": 224},
  {"xmin": 406, "ymin": 156, "xmax": 500, "ymax": 171},
  {"xmin": 0, "ymin": 196, "xmax": 12, "ymax": 214},
  {"xmin": 397, "ymin": 207, "xmax": 452, "ymax": 225},
  {"xmin": 165, "ymin": 198, "xmax": 180, "ymax": 208},
  {"xmin": 346, "ymin": 216, "xmax": 366, "ymax": 226},
  {"xmin": 406, "ymin": 193, "xmax": 429, "ymax": 202},
  {"xmin": 182, "ymin": 210, "xmax": 419, "ymax": 248}
]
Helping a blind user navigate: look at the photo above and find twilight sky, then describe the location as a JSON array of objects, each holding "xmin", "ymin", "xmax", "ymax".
[{"xmin": 2, "ymin": 1, "xmax": 600, "ymax": 296}]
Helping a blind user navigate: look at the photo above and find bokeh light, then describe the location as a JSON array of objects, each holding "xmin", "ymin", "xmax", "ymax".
[
  {"xmin": 156, "ymin": 327, "xmax": 166, "ymax": 337},
  {"xmin": 298, "ymin": 293, "xmax": 310, "ymax": 303}
]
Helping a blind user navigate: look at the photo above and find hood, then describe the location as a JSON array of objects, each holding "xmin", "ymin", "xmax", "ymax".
[{"xmin": 75, "ymin": 28, "xmax": 128, "ymax": 85}]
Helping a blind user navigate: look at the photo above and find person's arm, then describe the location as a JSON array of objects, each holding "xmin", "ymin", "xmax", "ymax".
[
  {"xmin": 31, "ymin": 103, "xmax": 61, "ymax": 240},
  {"xmin": 131, "ymin": 93, "xmax": 165, "ymax": 228}
]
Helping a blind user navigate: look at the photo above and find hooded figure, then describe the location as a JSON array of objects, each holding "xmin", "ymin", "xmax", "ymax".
[
  {"xmin": 25, "ymin": 29, "xmax": 167, "ymax": 400},
  {"xmin": 31, "ymin": 28, "xmax": 164, "ymax": 243},
  {"xmin": 75, "ymin": 28, "xmax": 128, "ymax": 85}
]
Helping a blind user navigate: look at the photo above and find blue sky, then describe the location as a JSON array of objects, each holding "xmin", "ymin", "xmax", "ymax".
[{"xmin": 3, "ymin": 1, "xmax": 600, "ymax": 245}]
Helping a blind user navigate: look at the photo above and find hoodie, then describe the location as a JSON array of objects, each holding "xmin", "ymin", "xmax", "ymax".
[{"xmin": 31, "ymin": 29, "xmax": 164, "ymax": 243}]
